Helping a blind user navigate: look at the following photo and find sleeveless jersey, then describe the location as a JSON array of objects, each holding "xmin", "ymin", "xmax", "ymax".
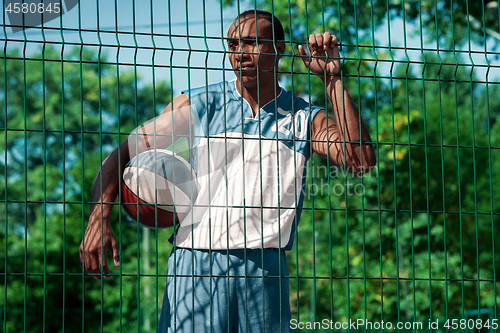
[{"xmin": 171, "ymin": 79, "xmax": 323, "ymax": 250}]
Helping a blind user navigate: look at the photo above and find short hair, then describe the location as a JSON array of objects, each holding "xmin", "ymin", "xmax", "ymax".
[{"xmin": 234, "ymin": 10, "xmax": 285, "ymax": 43}]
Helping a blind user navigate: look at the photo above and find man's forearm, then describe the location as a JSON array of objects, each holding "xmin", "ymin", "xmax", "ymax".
[
  {"xmin": 323, "ymin": 75, "xmax": 375, "ymax": 170},
  {"xmin": 89, "ymin": 141, "xmax": 130, "ymax": 225}
]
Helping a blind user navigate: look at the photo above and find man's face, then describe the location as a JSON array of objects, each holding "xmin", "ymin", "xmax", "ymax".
[{"xmin": 227, "ymin": 17, "xmax": 284, "ymax": 89}]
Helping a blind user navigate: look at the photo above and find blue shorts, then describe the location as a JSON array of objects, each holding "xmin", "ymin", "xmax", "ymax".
[{"xmin": 158, "ymin": 247, "xmax": 292, "ymax": 333}]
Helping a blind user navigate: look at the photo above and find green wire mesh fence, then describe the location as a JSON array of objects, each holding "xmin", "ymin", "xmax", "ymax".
[{"xmin": 1, "ymin": 0, "xmax": 499, "ymax": 332}]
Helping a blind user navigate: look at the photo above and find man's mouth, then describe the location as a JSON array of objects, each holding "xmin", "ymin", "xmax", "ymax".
[{"xmin": 237, "ymin": 64, "xmax": 254, "ymax": 71}]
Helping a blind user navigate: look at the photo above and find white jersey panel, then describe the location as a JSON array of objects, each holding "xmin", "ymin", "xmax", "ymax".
[{"xmin": 174, "ymin": 133, "xmax": 306, "ymax": 249}]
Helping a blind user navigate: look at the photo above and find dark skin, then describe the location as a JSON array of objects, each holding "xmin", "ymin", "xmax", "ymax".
[
  {"xmin": 299, "ymin": 33, "xmax": 375, "ymax": 170},
  {"xmin": 80, "ymin": 15, "xmax": 375, "ymax": 280},
  {"xmin": 226, "ymin": 17, "xmax": 285, "ymax": 115}
]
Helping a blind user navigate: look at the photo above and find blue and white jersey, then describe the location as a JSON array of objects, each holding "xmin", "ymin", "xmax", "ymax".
[{"xmin": 172, "ymin": 79, "xmax": 323, "ymax": 250}]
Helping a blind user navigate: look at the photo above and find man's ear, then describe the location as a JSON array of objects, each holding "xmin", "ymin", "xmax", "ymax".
[{"xmin": 276, "ymin": 42, "xmax": 286, "ymax": 56}]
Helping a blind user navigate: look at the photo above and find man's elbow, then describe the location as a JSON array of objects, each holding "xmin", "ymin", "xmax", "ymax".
[
  {"xmin": 347, "ymin": 147, "xmax": 377, "ymax": 175},
  {"xmin": 362, "ymin": 148, "xmax": 377, "ymax": 172},
  {"xmin": 346, "ymin": 161, "xmax": 376, "ymax": 176},
  {"xmin": 360, "ymin": 157, "xmax": 377, "ymax": 174}
]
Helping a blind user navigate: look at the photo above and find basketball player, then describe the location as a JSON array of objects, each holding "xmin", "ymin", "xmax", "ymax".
[{"xmin": 80, "ymin": 9, "xmax": 375, "ymax": 333}]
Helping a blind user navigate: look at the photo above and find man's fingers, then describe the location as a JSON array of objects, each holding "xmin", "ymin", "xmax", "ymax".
[
  {"xmin": 111, "ymin": 237, "xmax": 120, "ymax": 267},
  {"xmin": 323, "ymin": 32, "xmax": 332, "ymax": 50},
  {"xmin": 89, "ymin": 253, "xmax": 101, "ymax": 281},
  {"xmin": 80, "ymin": 223, "xmax": 118, "ymax": 281},
  {"xmin": 83, "ymin": 250, "xmax": 92, "ymax": 271},
  {"xmin": 315, "ymin": 33, "xmax": 324, "ymax": 51},
  {"xmin": 302, "ymin": 32, "xmax": 340, "ymax": 74},
  {"xmin": 298, "ymin": 45, "xmax": 310, "ymax": 68},
  {"xmin": 330, "ymin": 34, "xmax": 338, "ymax": 49},
  {"xmin": 79, "ymin": 243, "xmax": 83, "ymax": 265},
  {"xmin": 308, "ymin": 34, "xmax": 317, "ymax": 51},
  {"xmin": 315, "ymin": 34, "xmax": 324, "ymax": 52},
  {"xmin": 81, "ymin": 244, "xmax": 100, "ymax": 279},
  {"xmin": 298, "ymin": 44, "xmax": 305, "ymax": 55},
  {"xmin": 101, "ymin": 252, "xmax": 111, "ymax": 279}
]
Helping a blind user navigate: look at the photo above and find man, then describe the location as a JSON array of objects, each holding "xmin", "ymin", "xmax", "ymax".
[{"xmin": 80, "ymin": 9, "xmax": 375, "ymax": 333}]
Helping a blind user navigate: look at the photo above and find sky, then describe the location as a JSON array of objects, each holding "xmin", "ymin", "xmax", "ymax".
[
  {"xmin": 1, "ymin": 0, "xmax": 498, "ymax": 98},
  {"xmin": 2, "ymin": 0, "xmax": 241, "ymax": 95}
]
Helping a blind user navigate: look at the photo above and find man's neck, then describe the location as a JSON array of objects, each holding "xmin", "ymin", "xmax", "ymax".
[{"xmin": 235, "ymin": 79, "xmax": 281, "ymax": 117}]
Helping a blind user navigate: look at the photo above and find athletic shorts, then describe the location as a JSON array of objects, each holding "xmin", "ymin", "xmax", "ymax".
[{"xmin": 158, "ymin": 247, "xmax": 292, "ymax": 333}]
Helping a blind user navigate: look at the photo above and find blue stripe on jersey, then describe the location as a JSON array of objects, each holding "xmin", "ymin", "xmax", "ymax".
[{"xmin": 184, "ymin": 80, "xmax": 320, "ymax": 152}]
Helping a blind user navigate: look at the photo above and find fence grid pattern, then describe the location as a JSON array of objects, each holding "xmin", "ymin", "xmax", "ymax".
[{"xmin": 1, "ymin": 0, "xmax": 499, "ymax": 332}]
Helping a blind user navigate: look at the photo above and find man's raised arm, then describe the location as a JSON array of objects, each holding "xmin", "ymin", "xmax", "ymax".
[{"xmin": 299, "ymin": 32, "xmax": 375, "ymax": 173}]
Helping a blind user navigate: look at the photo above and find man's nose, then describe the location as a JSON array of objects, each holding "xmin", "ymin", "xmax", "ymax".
[{"xmin": 234, "ymin": 46, "xmax": 252, "ymax": 61}]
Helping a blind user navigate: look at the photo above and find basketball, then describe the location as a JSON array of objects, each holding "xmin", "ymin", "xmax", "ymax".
[{"xmin": 121, "ymin": 149, "xmax": 198, "ymax": 229}]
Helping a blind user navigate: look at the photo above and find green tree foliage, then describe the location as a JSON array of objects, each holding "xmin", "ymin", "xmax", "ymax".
[
  {"xmin": 0, "ymin": 46, "xmax": 173, "ymax": 332},
  {"xmin": 394, "ymin": 0, "xmax": 500, "ymax": 49},
  {"xmin": 224, "ymin": 0, "xmax": 500, "ymax": 49},
  {"xmin": 287, "ymin": 53, "xmax": 500, "ymax": 329},
  {"xmin": 2, "ymin": 1, "xmax": 499, "ymax": 332}
]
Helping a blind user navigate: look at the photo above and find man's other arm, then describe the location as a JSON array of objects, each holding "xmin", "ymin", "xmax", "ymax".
[
  {"xmin": 299, "ymin": 32, "xmax": 375, "ymax": 173},
  {"xmin": 79, "ymin": 94, "xmax": 191, "ymax": 280}
]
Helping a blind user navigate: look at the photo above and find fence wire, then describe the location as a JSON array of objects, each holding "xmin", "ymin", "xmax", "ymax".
[{"xmin": 1, "ymin": 0, "xmax": 499, "ymax": 332}]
